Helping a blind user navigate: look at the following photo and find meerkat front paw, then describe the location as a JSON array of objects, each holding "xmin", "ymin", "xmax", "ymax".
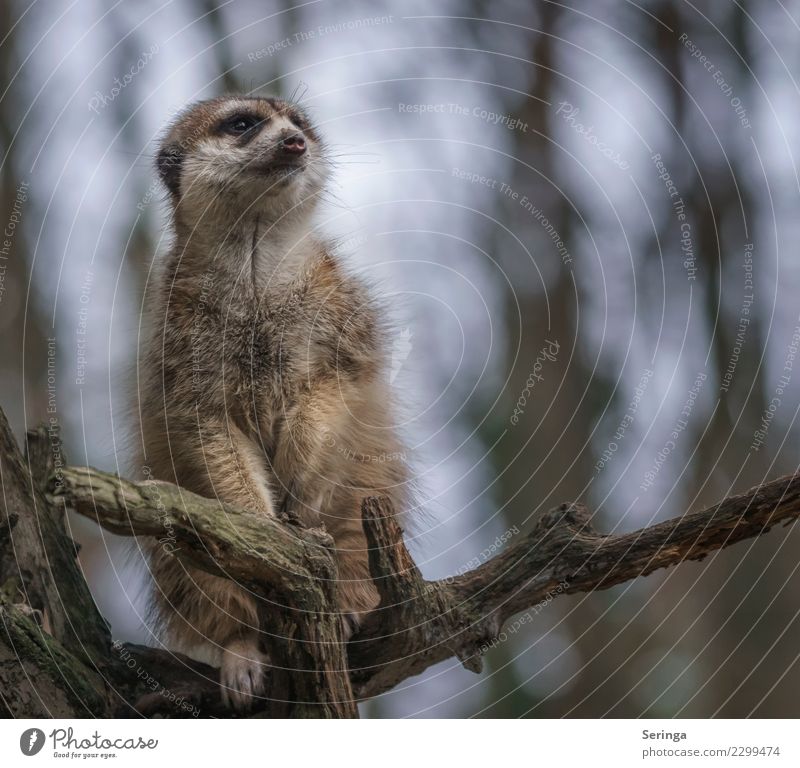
[{"xmin": 220, "ymin": 637, "xmax": 269, "ymax": 713}]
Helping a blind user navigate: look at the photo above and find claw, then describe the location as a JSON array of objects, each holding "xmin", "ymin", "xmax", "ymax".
[
  {"xmin": 277, "ymin": 482, "xmax": 303, "ymax": 525},
  {"xmin": 220, "ymin": 638, "xmax": 269, "ymax": 713}
]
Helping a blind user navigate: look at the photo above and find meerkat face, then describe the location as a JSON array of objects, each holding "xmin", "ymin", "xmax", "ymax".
[{"xmin": 157, "ymin": 95, "xmax": 326, "ymax": 223}]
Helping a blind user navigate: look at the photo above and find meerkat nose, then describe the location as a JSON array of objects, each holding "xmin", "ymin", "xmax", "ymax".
[{"xmin": 281, "ymin": 134, "xmax": 307, "ymax": 155}]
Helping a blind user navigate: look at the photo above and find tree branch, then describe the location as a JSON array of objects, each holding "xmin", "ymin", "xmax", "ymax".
[
  {"xmin": 2, "ymin": 401, "xmax": 799, "ymax": 716},
  {"xmin": 50, "ymin": 459, "xmax": 800, "ymax": 704},
  {"xmin": 50, "ymin": 465, "xmax": 357, "ymax": 718},
  {"xmin": 350, "ymin": 475, "xmax": 800, "ymax": 697}
]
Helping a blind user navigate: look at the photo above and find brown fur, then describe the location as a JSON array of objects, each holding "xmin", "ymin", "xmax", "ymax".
[{"xmin": 138, "ymin": 95, "xmax": 408, "ymax": 710}]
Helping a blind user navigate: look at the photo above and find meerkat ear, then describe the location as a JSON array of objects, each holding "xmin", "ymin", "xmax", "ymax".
[{"xmin": 156, "ymin": 144, "xmax": 183, "ymax": 196}]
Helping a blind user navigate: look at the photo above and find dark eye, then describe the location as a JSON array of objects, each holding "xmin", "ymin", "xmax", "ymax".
[
  {"xmin": 220, "ymin": 114, "xmax": 262, "ymax": 135},
  {"xmin": 289, "ymin": 110, "xmax": 309, "ymax": 131}
]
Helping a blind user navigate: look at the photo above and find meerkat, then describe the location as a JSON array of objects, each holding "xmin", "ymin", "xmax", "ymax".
[{"xmin": 137, "ymin": 95, "xmax": 409, "ymax": 711}]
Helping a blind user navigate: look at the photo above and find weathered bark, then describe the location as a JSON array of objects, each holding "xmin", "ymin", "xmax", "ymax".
[
  {"xmin": 0, "ymin": 410, "xmax": 117, "ymax": 717},
  {"xmin": 1, "ymin": 404, "xmax": 798, "ymax": 717},
  {"xmin": 45, "ymin": 462, "xmax": 356, "ymax": 718},
  {"xmin": 352, "ymin": 481, "xmax": 800, "ymax": 697}
]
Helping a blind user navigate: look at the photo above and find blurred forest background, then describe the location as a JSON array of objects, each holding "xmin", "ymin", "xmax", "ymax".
[{"xmin": 2, "ymin": 0, "xmax": 800, "ymax": 717}]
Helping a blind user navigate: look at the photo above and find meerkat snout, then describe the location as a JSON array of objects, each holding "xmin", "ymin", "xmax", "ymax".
[{"xmin": 280, "ymin": 132, "xmax": 306, "ymax": 155}]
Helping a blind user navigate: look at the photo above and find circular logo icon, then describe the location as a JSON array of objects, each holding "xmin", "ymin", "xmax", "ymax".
[{"xmin": 20, "ymin": 728, "xmax": 45, "ymax": 756}]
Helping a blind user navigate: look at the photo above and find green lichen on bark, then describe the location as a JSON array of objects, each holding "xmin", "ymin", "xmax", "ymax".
[{"xmin": 0, "ymin": 602, "xmax": 109, "ymax": 715}]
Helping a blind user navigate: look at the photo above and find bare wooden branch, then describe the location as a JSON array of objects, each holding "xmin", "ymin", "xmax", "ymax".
[
  {"xmin": 51, "ymin": 465, "xmax": 336, "ymax": 597},
  {"xmin": 50, "ymin": 464, "xmax": 357, "ymax": 718},
  {"xmin": 350, "ymin": 475, "xmax": 800, "ymax": 698},
  {"xmin": 452, "ymin": 474, "xmax": 800, "ymax": 619},
  {"xmin": 0, "ymin": 417, "xmax": 117, "ymax": 716},
  {"xmin": 2, "ymin": 402, "xmax": 799, "ymax": 717}
]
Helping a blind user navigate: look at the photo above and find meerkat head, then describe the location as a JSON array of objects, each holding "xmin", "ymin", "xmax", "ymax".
[{"xmin": 156, "ymin": 94, "xmax": 326, "ymax": 226}]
